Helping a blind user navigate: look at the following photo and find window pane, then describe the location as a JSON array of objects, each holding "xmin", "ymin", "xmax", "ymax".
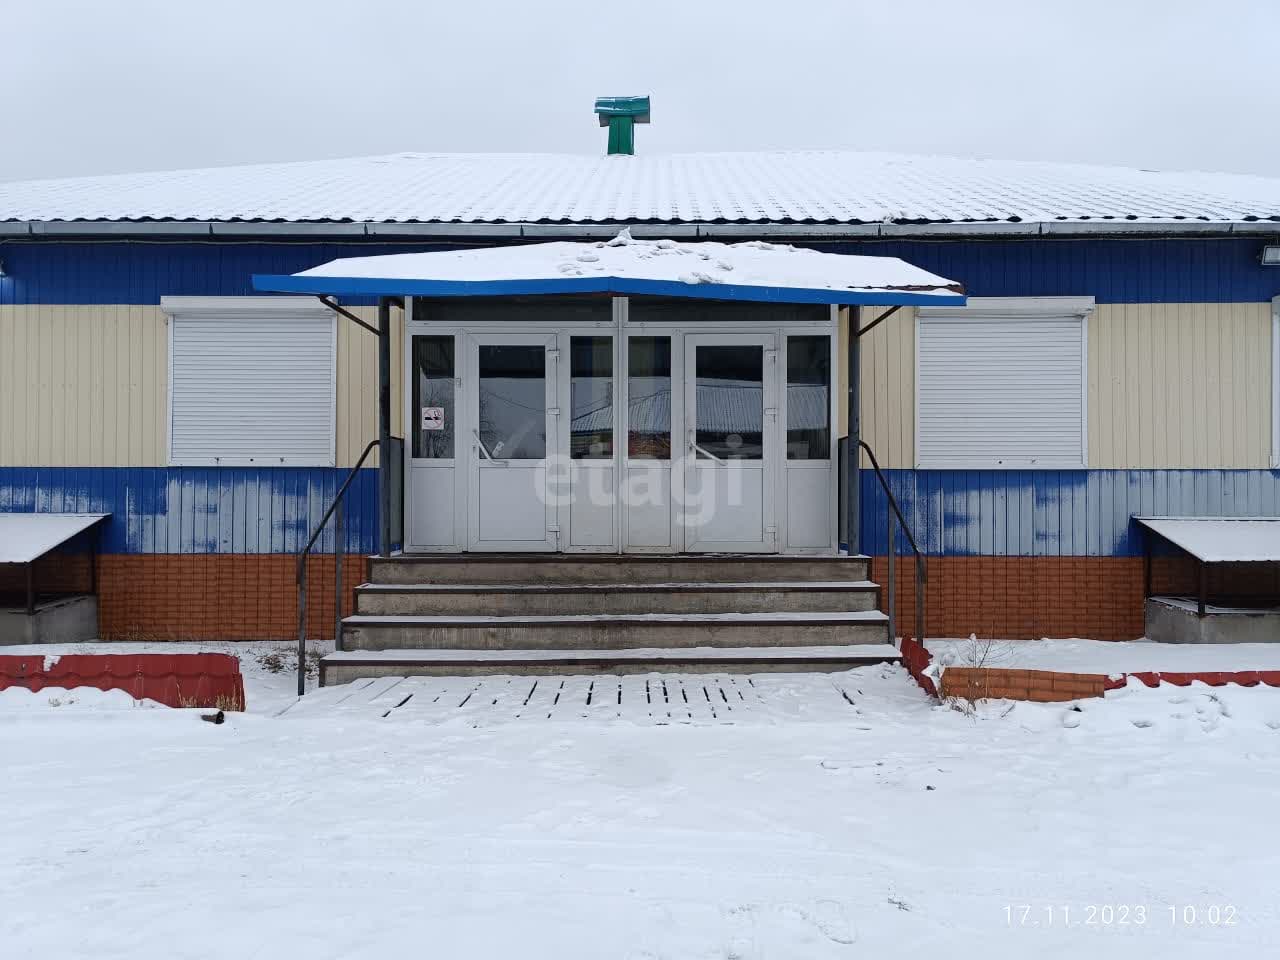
[
  {"xmin": 786, "ymin": 336, "xmax": 831, "ymax": 460},
  {"xmin": 627, "ymin": 337, "xmax": 671, "ymax": 459},
  {"xmin": 695, "ymin": 344, "xmax": 763, "ymax": 460},
  {"xmin": 412, "ymin": 335, "xmax": 454, "ymax": 459},
  {"xmin": 478, "ymin": 344, "xmax": 546, "ymax": 460},
  {"xmin": 570, "ymin": 336, "xmax": 614, "ymax": 459}
]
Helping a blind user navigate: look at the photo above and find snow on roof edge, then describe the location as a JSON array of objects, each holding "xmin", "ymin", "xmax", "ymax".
[{"xmin": 3, "ymin": 150, "xmax": 1279, "ymax": 229}]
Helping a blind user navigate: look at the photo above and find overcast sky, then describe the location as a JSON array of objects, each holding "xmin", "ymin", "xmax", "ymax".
[{"xmin": 1, "ymin": 0, "xmax": 1276, "ymax": 183}]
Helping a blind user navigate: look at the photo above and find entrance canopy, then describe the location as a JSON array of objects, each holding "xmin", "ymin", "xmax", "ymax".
[{"xmin": 253, "ymin": 232, "xmax": 965, "ymax": 306}]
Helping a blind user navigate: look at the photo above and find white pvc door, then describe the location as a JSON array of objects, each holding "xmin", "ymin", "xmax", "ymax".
[
  {"xmin": 467, "ymin": 333, "xmax": 559, "ymax": 551},
  {"xmin": 683, "ymin": 334, "xmax": 778, "ymax": 552}
]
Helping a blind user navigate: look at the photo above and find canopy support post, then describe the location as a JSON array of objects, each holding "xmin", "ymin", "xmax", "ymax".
[
  {"xmin": 25, "ymin": 562, "xmax": 35, "ymax": 616},
  {"xmin": 1197, "ymin": 561, "xmax": 1208, "ymax": 618},
  {"xmin": 846, "ymin": 306, "xmax": 861, "ymax": 555},
  {"xmin": 378, "ymin": 297, "xmax": 393, "ymax": 558}
]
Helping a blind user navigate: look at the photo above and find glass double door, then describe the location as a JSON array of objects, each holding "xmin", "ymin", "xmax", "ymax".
[
  {"xmin": 465, "ymin": 330, "xmax": 618, "ymax": 552},
  {"xmin": 406, "ymin": 328, "xmax": 798, "ymax": 554}
]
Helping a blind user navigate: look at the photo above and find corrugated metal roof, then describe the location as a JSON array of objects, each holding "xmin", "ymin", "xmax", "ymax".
[{"xmin": 2, "ymin": 151, "xmax": 1279, "ymax": 227}]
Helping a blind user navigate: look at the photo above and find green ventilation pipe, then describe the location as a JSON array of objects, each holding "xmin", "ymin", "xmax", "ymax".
[{"xmin": 594, "ymin": 96, "xmax": 651, "ymax": 156}]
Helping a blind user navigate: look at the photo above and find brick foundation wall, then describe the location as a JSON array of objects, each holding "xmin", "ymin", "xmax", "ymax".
[
  {"xmin": 940, "ymin": 667, "xmax": 1109, "ymax": 702},
  {"xmin": 95, "ymin": 554, "xmax": 369, "ymax": 641},
  {"xmin": 16, "ymin": 552, "xmax": 1155, "ymax": 644},
  {"xmin": 870, "ymin": 555, "xmax": 1145, "ymax": 641}
]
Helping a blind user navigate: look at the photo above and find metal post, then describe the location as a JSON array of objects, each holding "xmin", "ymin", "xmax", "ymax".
[
  {"xmin": 915, "ymin": 559, "xmax": 925, "ymax": 643},
  {"xmin": 296, "ymin": 561, "xmax": 307, "ymax": 697},
  {"xmin": 886, "ymin": 510, "xmax": 897, "ymax": 644},
  {"xmin": 377, "ymin": 297, "xmax": 393, "ymax": 557},
  {"xmin": 1197, "ymin": 561, "xmax": 1208, "ymax": 618},
  {"xmin": 846, "ymin": 306, "xmax": 861, "ymax": 554},
  {"xmin": 25, "ymin": 562, "xmax": 35, "ymax": 616},
  {"xmin": 1142, "ymin": 532, "xmax": 1152, "ymax": 600},
  {"xmin": 333, "ymin": 499, "xmax": 344, "ymax": 652}
]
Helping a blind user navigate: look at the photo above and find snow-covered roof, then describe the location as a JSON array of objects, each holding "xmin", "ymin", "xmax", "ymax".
[
  {"xmin": 3, "ymin": 151, "xmax": 1279, "ymax": 234},
  {"xmin": 252, "ymin": 233, "xmax": 964, "ymax": 306},
  {"xmin": 1135, "ymin": 516, "xmax": 1280, "ymax": 563},
  {"xmin": 0, "ymin": 513, "xmax": 108, "ymax": 564}
]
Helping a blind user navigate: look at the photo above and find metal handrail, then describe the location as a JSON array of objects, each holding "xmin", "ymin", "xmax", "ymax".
[
  {"xmin": 295, "ymin": 439, "xmax": 380, "ymax": 696},
  {"xmin": 857, "ymin": 440, "xmax": 927, "ymax": 645}
]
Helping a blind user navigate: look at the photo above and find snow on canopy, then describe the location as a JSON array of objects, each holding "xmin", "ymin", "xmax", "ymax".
[
  {"xmin": 268, "ymin": 232, "xmax": 963, "ymax": 304},
  {"xmin": 0, "ymin": 514, "xmax": 108, "ymax": 564},
  {"xmin": 1136, "ymin": 516, "xmax": 1280, "ymax": 563}
]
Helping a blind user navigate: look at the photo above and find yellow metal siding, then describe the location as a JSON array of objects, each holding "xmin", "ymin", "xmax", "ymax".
[
  {"xmin": 335, "ymin": 306, "xmax": 405, "ymax": 468},
  {"xmin": 0, "ymin": 304, "xmax": 403, "ymax": 469},
  {"xmin": 1088, "ymin": 302, "xmax": 1271, "ymax": 468},
  {"xmin": 3, "ymin": 302, "xmax": 1267, "ymax": 471},
  {"xmin": 0, "ymin": 305, "xmax": 167, "ymax": 467},
  {"xmin": 836, "ymin": 306, "xmax": 916, "ymax": 468}
]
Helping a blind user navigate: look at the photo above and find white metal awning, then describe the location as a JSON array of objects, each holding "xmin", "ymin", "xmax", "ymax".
[
  {"xmin": 0, "ymin": 513, "xmax": 109, "ymax": 564},
  {"xmin": 1135, "ymin": 516, "xmax": 1280, "ymax": 563}
]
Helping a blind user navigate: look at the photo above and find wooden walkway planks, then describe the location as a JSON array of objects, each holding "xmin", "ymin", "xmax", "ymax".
[{"xmin": 282, "ymin": 670, "xmax": 880, "ymax": 726}]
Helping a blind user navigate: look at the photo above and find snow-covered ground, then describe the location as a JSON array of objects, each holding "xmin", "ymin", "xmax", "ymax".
[
  {"xmin": 3, "ymin": 641, "xmax": 1278, "ymax": 959},
  {"xmin": 928, "ymin": 636, "xmax": 1280, "ymax": 676}
]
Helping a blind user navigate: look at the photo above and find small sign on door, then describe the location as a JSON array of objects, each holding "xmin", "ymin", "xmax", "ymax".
[{"xmin": 421, "ymin": 406, "xmax": 445, "ymax": 431}]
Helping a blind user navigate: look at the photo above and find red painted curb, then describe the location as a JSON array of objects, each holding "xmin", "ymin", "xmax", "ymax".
[
  {"xmin": 898, "ymin": 636, "xmax": 938, "ymax": 697},
  {"xmin": 1111, "ymin": 669, "xmax": 1280, "ymax": 692},
  {"xmin": 0, "ymin": 653, "xmax": 246, "ymax": 711}
]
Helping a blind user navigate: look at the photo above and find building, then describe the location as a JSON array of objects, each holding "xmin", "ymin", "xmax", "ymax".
[{"xmin": 2, "ymin": 129, "xmax": 1279, "ymax": 647}]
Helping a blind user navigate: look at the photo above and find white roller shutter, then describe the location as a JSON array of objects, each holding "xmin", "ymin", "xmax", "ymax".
[
  {"xmin": 164, "ymin": 297, "xmax": 336, "ymax": 466},
  {"xmin": 916, "ymin": 297, "xmax": 1091, "ymax": 469}
]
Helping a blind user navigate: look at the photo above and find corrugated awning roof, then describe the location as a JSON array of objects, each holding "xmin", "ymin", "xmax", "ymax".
[
  {"xmin": 252, "ymin": 233, "xmax": 964, "ymax": 306},
  {"xmin": 3, "ymin": 150, "xmax": 1279, "ymax": 230},
  {"xmin": 1135, "ymin": 516, "xmax": 1280, "ymax": 563},
  {"xmin": 0, "ymin": 513, "xmax": 108, "ymax": 564}
]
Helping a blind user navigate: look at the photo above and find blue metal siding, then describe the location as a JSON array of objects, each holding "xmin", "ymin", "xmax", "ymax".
[
  {"xmin": 0, "ymin": 237, "xmax": 1277, "ymax": 305},
  {"xmin": 4, "ymin": 465, "xmax": 1276, "ymax": 558},
  {"xmin": 0, "ymin": 467, "xmax": 378, "ymax": 554},
  {"xmin": 0, "ymin": 241, "xmax": 454, "ymax": 306},
  {"xmin": 860, "ymin": 469, "xmax": 1280, "ymax": 557},
  {"xmin": 833, "ymin": 238, "xmax": 1280, "ymax": 304}
]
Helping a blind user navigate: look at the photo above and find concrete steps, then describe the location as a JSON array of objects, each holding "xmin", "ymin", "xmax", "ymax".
[
  {"xmin": 341, "ymin": 610, "xmax": 890, "ymax": 651},
  {"xmin": 322, "ymin": 553, "xmax": 894, "ymax": 684},
  {"xmin": 369, "ymin": 554, "xmax": 871, "ymax": 585},
  {"xmin": 320, "ymin": 644, "xmax": 902, "ymax": 683},
  {"xmin": 354, "ymin": 581, "xmax": 880, "ymax": 616}
]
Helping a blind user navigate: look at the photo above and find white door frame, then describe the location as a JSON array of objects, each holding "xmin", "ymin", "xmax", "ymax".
[
  {"xmin": 466, "ymin": 330, "xmax": 560, "ymax": 552},
  {"xmin": 682, "ymin": 331, "xmax": 780, "ymax": 553},
  {"xmin": 403, "ymin": 298, "xmax": 839, "ymax": 555},
  {"xmin": 403, "ymin": 322, "xmax": 465, "ymax": 553}
]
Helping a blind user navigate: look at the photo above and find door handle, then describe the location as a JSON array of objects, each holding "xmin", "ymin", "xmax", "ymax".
[{"xmin": 472, "ymin": 429, "xmax": 509, "ymax": 466}]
